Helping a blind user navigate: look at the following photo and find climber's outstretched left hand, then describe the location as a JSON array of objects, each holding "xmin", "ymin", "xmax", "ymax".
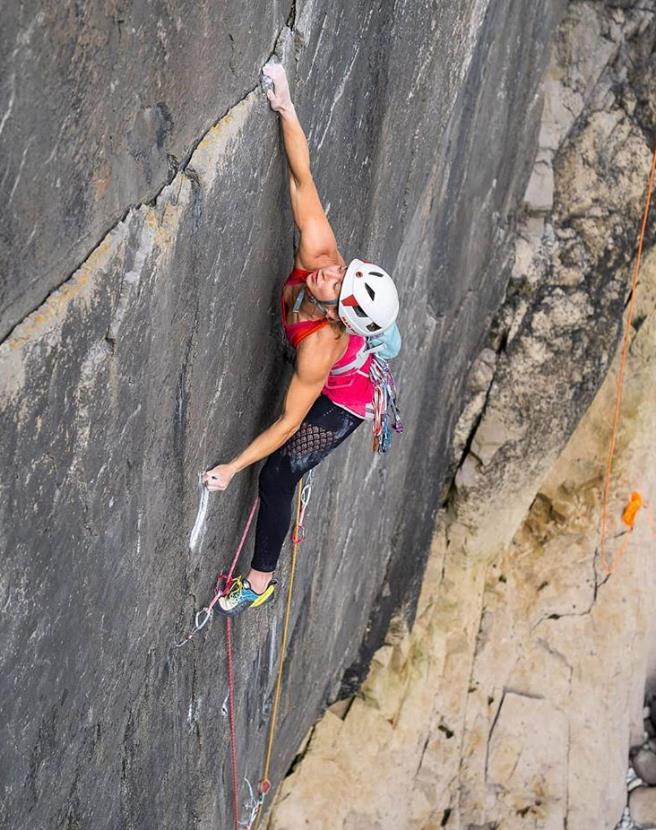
[{"xmin": 262, "ymin": 61, "xmax": 295, "ymax": 115}]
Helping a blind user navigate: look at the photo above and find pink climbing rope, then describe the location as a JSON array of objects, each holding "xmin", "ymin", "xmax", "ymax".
[
  {"xmin": 220, "ymin": 497, "xmax": 261, "ymax": 830},
  {"xmin": 175, "ymin": 495, "xmax": 261, "ymax": 826},
  {"xmin": 210, "ymin": 496, "xmax": 261, "ymax": 614},
  {"xmin": 218, "ymin": 497, "xmax": 260, "ymax": 830},
  {"xmin": 175, "ymin": 496, "xmax": 260, "ymax": 647}
]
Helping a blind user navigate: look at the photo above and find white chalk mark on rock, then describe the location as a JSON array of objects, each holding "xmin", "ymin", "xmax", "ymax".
[
  {"xmin": 316, "ymin": 51, "xmax": 358, "ymax": 152},
  {"xmin": 0, "ymin": 73, "xmax": 16, "ymax": 139},
  {"xmin": 189, "ymin": 473, "xmax": 209, "ymax": 553},
  {"xmin": 8, "ymin": 136, "xmax": 34, "ymax": 207}
]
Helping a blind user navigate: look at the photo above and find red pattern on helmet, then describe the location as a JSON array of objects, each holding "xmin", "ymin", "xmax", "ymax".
[{"xmin": 341, "ymin": 294, "xmax": 359, "ymax": 307}]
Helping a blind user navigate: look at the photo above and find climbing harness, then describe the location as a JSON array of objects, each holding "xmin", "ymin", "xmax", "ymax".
[
  {"xmin": 598, "ymin": 143, "xmax": 656, "ymax": 576},
  {"xmin": 370, "ymin": 355, "xmax": 404, "ymax": 453},
  {"xmin": 327, "ymin": 337, "xmax": 404, "ymax": 453}
]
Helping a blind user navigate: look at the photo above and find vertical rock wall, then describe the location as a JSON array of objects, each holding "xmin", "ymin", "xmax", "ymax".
[
  {"xmin": 267, "ymin": 2, "xmax": 656, "ymax": 828},
  {"xmin": 0, "ymin": 1, "xmax": 289, "ymax": 341},
  {"xmin": 0, "ymin": 1, "xmax": 568, "ymax": 827}
]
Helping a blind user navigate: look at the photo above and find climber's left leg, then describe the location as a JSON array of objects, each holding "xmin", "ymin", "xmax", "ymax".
[{"xmin": 215, "ymin": 396, "xmax": 362, "ymax": 616}]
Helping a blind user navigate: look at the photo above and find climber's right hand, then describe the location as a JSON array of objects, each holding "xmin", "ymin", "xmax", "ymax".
[
  {"xmin": 262, "ymin": 62, "xmax": 295, "ymax": 115},
  {"xmin": 202, "ymin": 464, "xmax": 236, "ymax": 492}
]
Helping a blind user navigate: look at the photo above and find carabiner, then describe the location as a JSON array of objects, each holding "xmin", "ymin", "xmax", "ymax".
[{"xmin": 195, "ymin": 606, "xmax": 212, "ymax": 631}]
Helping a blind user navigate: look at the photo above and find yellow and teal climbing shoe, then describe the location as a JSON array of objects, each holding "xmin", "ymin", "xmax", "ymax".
[{"xmin": 215, "ymin": 575, "xmax": 277, "ymax": 617}]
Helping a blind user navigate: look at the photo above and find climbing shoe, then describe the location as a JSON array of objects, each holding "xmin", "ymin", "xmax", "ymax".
[{"xmin": 215, "ymin": 575, "xmax": 277, "ymax": 617}]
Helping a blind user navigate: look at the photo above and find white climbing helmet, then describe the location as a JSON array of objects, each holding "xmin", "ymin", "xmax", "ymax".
[{"xmin": 338, "ymin": 258, "xmax": 399, "ymax": 337}]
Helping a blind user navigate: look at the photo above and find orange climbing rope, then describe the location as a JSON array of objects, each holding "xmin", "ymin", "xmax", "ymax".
[
  {"xmin": 249, "ymin": 475, "xmax": 310, "ymax": 829},
  {"xmin": 598, "ymin": 144, "xmax": 656, "ymax": 576}
]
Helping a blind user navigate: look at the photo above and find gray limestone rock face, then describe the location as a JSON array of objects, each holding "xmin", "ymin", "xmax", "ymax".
[
  {"xmin": 0, "ymin": 1, "xmax": 565, "ymax": 828},
  {"xmin": 0, "ymin": 1, "xmax": 289, "ymax": 341}
]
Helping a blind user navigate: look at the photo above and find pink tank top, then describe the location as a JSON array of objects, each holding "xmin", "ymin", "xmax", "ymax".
[{"xmin": 282, "ymin": 267, "xmax": 374, "ymax": 419}]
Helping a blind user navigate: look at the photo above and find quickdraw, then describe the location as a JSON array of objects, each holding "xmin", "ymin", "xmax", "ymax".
[
  {"xmin": 175, "ymin": 496, "xmax": 260, "ymax": 648},
  {"xmin": 370, "ymin": 355, "xmax": 404, "ymax": 454},
  {"xmin": 240, "ymin": 778, "xmax": 268, "ymax": 829},
  {"xmin": 291, "ymin": 469, "xmax": 314, "ymax": 544}
]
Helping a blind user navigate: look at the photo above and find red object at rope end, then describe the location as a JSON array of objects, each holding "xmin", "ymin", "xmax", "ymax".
[
  {"xmin": 622, "ymin": 491, "xmax": 644, "ymax": 529},
  {"xmin": 258, "ymin": 779, "xmax": 271, "ymax": 796}
]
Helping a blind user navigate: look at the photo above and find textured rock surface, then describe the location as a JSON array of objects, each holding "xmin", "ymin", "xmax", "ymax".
[
  {"xmin": 633, "ymin": 750, "xmax": 656, "ymax": 788},
  {"xmin": 0, "ymin": 1, "xmax": 289, "ymax": 341},
  {"xmin": 267, "ymin": 3, "xmax": 656, "ymax": 828},
  {"xmin": 0, "ymin": 1, "xmax": 565, "ymax": 828},
  {"xmin": 629, "ymin": 787, "xmax": 656, "ymax": 829}
]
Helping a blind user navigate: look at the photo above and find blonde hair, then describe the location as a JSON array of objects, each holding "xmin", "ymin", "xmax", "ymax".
[{"xmin": 329, "ymin": 318, "xmax": 347, "ymax": 338}]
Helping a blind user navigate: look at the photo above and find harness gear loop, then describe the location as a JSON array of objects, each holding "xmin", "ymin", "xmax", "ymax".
[{"xmin": 598, "ymin": 143, "xmax": 656, "ymax": 576}]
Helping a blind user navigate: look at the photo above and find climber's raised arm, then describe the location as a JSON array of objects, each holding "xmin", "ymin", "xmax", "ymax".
[{"xmin": 263, "ymin": 62, "xmax": 342, "ymax": 270}]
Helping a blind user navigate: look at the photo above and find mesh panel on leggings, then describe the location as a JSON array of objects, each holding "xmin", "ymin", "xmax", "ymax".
[{"xmin": 282, "ymin": 423, "xmax": 337, "ymax": 460}]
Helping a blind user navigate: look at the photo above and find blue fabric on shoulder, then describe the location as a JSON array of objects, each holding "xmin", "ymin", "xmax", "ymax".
[{"xmin": 367, "ymin": 323, "xmax": 401, "ymax": 360}]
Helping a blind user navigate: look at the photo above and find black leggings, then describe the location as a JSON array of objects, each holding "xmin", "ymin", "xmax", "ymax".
[{"xmin": 251, "ymin": 395, "xmax": 363, "ymax": 572}]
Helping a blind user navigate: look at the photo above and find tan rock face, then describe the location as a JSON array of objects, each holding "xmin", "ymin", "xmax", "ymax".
[
  {"xmin": 266, "ymin": 3, "xmax": 656, "ymax": 828},
  {"xmin": 629, "ymin": 788, "xmax": 656, "ymax": 829}
]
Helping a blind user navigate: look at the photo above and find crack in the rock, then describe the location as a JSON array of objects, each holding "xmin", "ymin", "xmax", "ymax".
[
  {"xmin": 286, "ymin": 0, "xmax": 297, "ymax": 30},
  {"xmin": 530, "ymin": 599, "xmax": 595, "ymax": 633},
  {"xmin": 451, "ymin": 360, "xmax": 499, "ymax": 482},
  {"xmin": 0, "ymin": 22, "xmax": 295, "ymax": 351},
  {"xmin": 484, "ymin": 685, "xmax": 545, "ymax": 785},
  {"xmin": 536, "ymin": 637, "xmax": 574, "ymax": 680},
  {"xmin": 415, "ymin": 733, "xmax": 432, "ymax": 777},
  {"xmin": 484, "ymin": 687, "xmax": 506, "ymax": 784},
  {"xmin": 284, "ymin": 723, "xmax": 315, "ymax": 781}
]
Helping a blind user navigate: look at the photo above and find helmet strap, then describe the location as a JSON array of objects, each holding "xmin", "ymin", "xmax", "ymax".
[{"xmin": 295, "ymin": 286, "xmax": 339, "ymax": 318}]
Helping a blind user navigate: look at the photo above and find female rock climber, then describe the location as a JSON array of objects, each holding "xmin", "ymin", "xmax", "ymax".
[{"xmin": 202, "ymin": 62, "xmax": 401, "ymax": 616}]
